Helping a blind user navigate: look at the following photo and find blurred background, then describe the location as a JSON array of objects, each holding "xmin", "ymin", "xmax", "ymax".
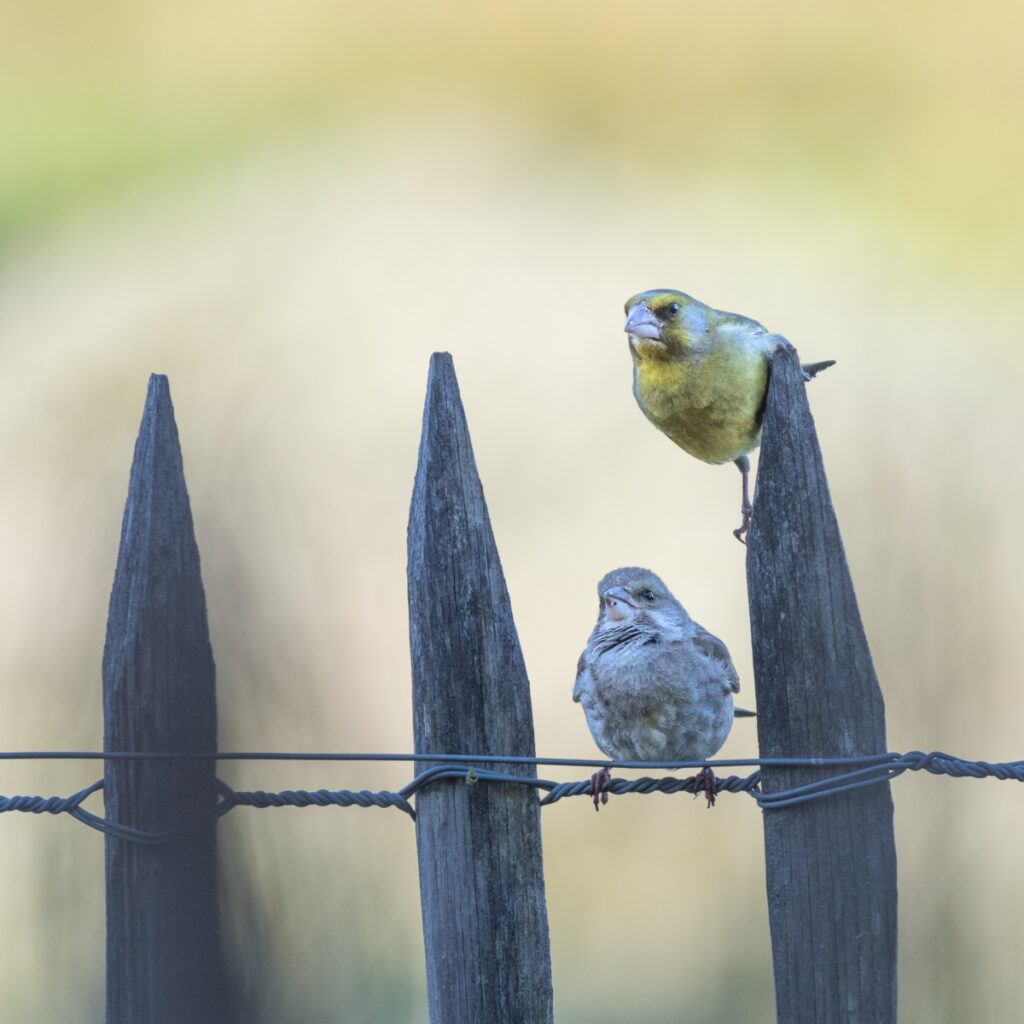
[{"xmin": 2, "ymin": 2, "xmax": 1023, "ymax": 1021}]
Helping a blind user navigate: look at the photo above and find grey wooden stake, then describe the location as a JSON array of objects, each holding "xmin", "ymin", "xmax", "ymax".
[
  {"xmin": 103, "ymin": 375, "xmax": 229, "ymax": 1024},
  {"xmin": 407, "ymin": 353, "xmax": 554, "ymax": 1024},
  {"xmin": 746, "ymin": 349, "xmax": 897, "ymax": 1024}
]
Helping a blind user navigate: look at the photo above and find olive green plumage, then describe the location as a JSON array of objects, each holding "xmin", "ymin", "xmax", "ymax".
[{"xmin": 623, "ymin": 288, "xmax": 833, "ymax": 540}]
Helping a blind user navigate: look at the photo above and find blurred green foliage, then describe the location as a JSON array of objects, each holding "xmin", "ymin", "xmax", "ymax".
[{"xmin": 2, "ymin": 2, "xmax": 1023, "ymax": 281}]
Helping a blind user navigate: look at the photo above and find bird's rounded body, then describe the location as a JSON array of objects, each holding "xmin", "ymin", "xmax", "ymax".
[
  {"xmin": 626, "ymin": 289, "xmax": 780, "ymax": 467},
  {"xmin": 574, "ymin": 567, "xmax": 739, "ymax": 763}
]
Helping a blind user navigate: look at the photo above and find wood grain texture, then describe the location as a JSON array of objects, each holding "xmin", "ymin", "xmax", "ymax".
[
  {"xmin": 746, "ymin": 348, "xmax": 897, "ymax": 1024},
  {"xmin": 102, "ymin": 375, "xmax": 228, "ymax": 1024},
  {"xmin": 407, "ymin": 353, "xmax": 553, "ymax": 1024}
]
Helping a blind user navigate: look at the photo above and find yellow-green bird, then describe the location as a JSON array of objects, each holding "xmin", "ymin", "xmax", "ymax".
[{"xmin": 624, "ymin": 288, "xmax": 833, "ymax": 542}]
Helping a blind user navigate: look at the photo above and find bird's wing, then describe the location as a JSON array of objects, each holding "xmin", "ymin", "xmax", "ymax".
[
  {"xmin": 572, "ymin": 650, "xmax": 588, "ymax": 703},
  {"xmin": 692, "ymin": 626, "xmax": 741, "ymax": 694}
]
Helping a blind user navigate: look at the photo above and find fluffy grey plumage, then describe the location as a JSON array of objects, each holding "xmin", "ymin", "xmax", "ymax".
[{"xmin": 574, "ymin": 567, "xmax": 741, "ymax": 805}]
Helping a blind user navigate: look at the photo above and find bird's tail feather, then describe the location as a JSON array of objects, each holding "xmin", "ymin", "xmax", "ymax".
[{"xmin": 800, "ymin": 359, "xmax": 836, "ymax": 379}]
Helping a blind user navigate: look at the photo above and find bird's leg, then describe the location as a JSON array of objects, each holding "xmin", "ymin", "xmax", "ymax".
[
  {"xmin": 693, "ymin": 766, "xmax": 718, "ymax": 808},
  {"xmin": 588, "ymin": 767, "xmax": 612, "ymax": 811},
  {"xmin": 732, "ymin": 455, "xmax": 752, "ymax": 544}
]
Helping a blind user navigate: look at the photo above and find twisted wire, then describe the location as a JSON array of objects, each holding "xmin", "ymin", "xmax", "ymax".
[{"xmin": 1, "ymin": 750, "xmax": 1020, "ymax": 842}]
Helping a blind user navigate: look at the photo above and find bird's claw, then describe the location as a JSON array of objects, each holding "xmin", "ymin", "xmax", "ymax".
[
  {"xmin": 694, "ymin": 766, "xmax": 718, "ymax": 808},
  {"xmin": 733, "ymin": 505, "xmax": 752, "ymax": 544},
  {"xmin": 589, "ymin": 767, "xmax": 612, "ymax": 811}
]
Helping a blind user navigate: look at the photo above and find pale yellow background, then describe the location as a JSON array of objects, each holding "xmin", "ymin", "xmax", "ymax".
[{"xmin": 1, "ymin": 3, "xmax": 1022, "ymax": 1021}]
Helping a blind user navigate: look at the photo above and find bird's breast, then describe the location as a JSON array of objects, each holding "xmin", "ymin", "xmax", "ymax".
[
  {"xmin": 580, "ymin": 645, "xmax": 736, "ymax": 762},
  {"xmin": 632, "ymin": 333, "xmax": 772, "ymax": 465}
]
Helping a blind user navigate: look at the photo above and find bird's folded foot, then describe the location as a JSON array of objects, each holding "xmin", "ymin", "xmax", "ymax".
[
  {"xmin": 693, "ymin": 766, "xmax": 718, "ymax": 808},
  {"xmin": 589, "ymin": 767, "xmax": 612, "ymax": 811},
  {"xmin": 769, "ymin": 333, "xmax": 797, "ymax": 356}
]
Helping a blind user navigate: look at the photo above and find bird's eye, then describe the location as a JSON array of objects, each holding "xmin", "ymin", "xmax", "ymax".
[
  {"xmin": 640, "ymin": 589, "xmax": 656, "ymax": 602},
  {"xmin": 666, "ymin": 302, "xmax": 680, "ymax": 315}
]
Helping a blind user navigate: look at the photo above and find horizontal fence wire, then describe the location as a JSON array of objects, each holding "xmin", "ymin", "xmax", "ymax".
[{"xmin": 1, "ymin": 750, "xmax": 1022, "ymax": 843}]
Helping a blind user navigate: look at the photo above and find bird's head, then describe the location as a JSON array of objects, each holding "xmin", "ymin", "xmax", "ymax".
[
  {"xmin": 623, "ymin": 289, "xmax": 711, "ymax": 360},
  {"xmin": 596, "ymin": 566, "xmax": 691, "ymax": 635}
]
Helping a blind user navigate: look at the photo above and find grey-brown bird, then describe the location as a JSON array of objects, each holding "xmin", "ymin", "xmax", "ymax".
[{"xmin": 573, "ymin": 566, "xmax": 750, "ymax": 810}]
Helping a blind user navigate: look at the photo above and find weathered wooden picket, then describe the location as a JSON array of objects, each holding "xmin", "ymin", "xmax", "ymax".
[
  {"xmin": 747, "ymin": 352, "xmax": 896, "ymax": 1022},
  {"xmin": 102, "ymin": 377, "xmax": 228, "ymax": 1024},
  {"xmin": 99, "ymin": 352, "xmax": 896, "ymax": 1024}
]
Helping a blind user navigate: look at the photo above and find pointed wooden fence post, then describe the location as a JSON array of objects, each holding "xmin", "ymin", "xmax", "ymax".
[
  {"xmin": 407, "ymin": 353, "xmax": 554, "ymax": 1024},
  {"xmin": 102, "ymin": 375, "xmax": 229, "ymax": 1024},
  {"xmin": 746, "ymin": 349, "xmax": 898, "ymax": 1023}
]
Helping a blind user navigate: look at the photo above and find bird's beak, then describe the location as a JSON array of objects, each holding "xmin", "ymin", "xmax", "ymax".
[
  {"xmin": 624, "ymin": 305, "xmax": 661, "ymax": 341},
  {"xmin": 603, "ymin": 585, "xmax": 638, "ymax": 623}
]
